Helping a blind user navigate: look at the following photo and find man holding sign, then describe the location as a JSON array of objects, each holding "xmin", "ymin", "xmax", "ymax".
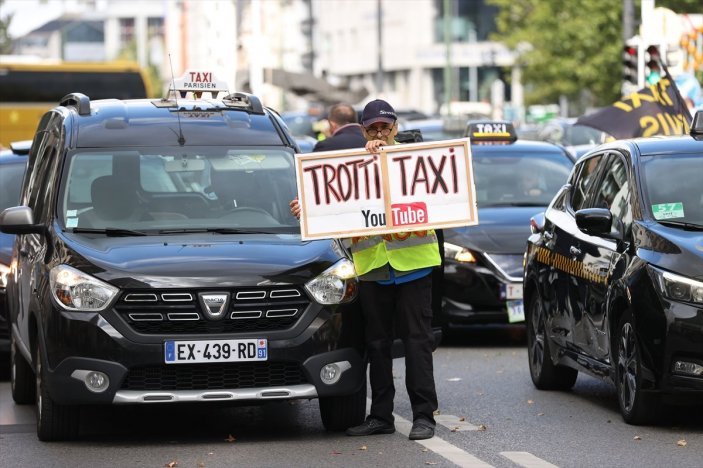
[{"xmin": 292, "ymin": 100, "xmax": 441, "ymax": 440}]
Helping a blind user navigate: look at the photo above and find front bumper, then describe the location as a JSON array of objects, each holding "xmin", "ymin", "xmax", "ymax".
[
  {"xmin": 441, "ymin": 262, "xmax": 523, "ymax": 325},
  {"xmin": 39, "ymin": 300, "xmax": 365, "ymax": 406}
]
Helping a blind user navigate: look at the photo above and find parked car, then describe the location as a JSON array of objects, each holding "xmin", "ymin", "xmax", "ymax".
[
  {"xmin": 0, "ymin": 74, "xmax": 367, "ymax": 441},
  {"xmin": 399, "ymin": 117, "xmax": 465, "ymax": 142},
  {"xmin": 524, "ymin": 111, "xmax": 703, "ymax": 424},
  {"xmin": 537, "ymin": 117, "xmax": 607, "ymax": 159},
  {"xmin": 0, "ymin": 140, "xmax": 30, "ymax": 355},
  {"xmin": 438, "ymin": 122, "xmax": 575, "ymax": 331}
]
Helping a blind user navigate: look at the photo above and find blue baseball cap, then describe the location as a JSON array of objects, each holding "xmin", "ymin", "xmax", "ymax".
[{"xmin": 361, "ymin": 99, "xmax": 397, "ymax": 126}]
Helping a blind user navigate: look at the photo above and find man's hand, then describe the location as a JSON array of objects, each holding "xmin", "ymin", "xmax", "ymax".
[
  {"xmin": 365, "ymin": 139, "xmax": 387, "ymax": 153},
  {"xmin": 289, "ymin": 197, "xmax": 301, "ymax": 219}
]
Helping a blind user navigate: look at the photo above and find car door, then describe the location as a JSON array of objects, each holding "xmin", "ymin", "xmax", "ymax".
[
  {"xmin": 15, "ymin": 127, "xmax": 58, "ymax": 347},
  {"xmin": 551, "ymin": 153, "xmax": 604, "ymax": 353},
  {"xmin": 576, "ymin": 152, "xmax": 632, "ymax": 361}
]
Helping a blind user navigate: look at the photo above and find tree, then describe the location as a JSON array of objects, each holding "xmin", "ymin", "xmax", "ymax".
[
  {"xmin": 0, "ymin": 0, "xmax": 14, "ymax": 54},
  {"xmin": 489, "ymin": 0, "xmax": 703, "ymax": 112},
  {"xmin": 489, "ymin": 0, "xmax": 623, "ymax": 111}
]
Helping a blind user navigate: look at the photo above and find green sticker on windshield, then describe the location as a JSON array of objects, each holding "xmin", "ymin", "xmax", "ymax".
[{"xmin": 651, "ymin": 202, "xmax": 685, "ymax": 220}]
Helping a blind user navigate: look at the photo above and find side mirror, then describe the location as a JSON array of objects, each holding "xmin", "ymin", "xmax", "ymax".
[
  {"xmin": 530, "ymin": 212, "xmax": 546, "ymax": 234},
  {"xmin": 0, "ymin": 206, "xmax": 44, "ymax": 235},
  {"xmin": 575, "ymin": 208, "xmax": 612, "ymax": 237}
]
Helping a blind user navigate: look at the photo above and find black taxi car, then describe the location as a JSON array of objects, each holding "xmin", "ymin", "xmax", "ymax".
[
  {"xmin": 524, "ymin": 111, "xmax": 703, "ymax": 424},
  {"xmin": 0, "ymin": 140, "xmax": 30, "ymax": 354},
  {"xmin": 439, "ymin": 122, "xmax": 575, "ymax": 330},
  {"xmin": 0, "ymin": 72, "xmax": 366, "ymax": 441}
]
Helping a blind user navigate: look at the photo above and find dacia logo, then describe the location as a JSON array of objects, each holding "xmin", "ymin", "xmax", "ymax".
[{"xmin": 198, "ymin": 293, "xmax": 230, "ymax": 320}]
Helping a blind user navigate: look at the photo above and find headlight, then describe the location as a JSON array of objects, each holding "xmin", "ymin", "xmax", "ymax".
[
  {"xmin": 305, "ymin": 258, "xmax": 358, "ymax": 305},
  {"xmin": 444, "ymin": 242, "xmax": 477, "ymax": 263},
  {"xmin": 50, "ymin": 264, "xmax": 119, "ymax": 311},
  {"xmin": 648, "ymin": 265, "xmax": 703, "ymax": 305},
  {"xmin": 0, "ymin": 263, "xmax": 9, "ymax": 289}
]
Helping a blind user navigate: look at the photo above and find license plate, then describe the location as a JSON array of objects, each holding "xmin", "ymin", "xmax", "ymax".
[
  {"xmin": 505, "ymin": 283, "xmax": 523, "ymax": 300},
  {"xmin": 507, "ymin": 299, "xmax": 525, "ymax": 323},
  {"xmin": 164, "ymin": 339, "xmax": 268, "ymax": 364}
]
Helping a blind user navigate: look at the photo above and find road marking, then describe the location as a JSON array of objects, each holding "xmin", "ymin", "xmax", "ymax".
[
  {"xmin": 435, "ymin": 414, "xmax": 480, "ymax": 431},
  {"xmin": 366, "ymin": 399, "xmax": 493, "ymax": 467},
  {"xmin": 500, "ymin": 451, "xmax": 559, "ymax": 468}
]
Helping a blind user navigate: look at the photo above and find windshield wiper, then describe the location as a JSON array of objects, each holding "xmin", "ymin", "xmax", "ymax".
[
  {"xmin": 71, "ymin": 227, "xmax": 148, "ymax": 236},
  {"xmin": 657, "ymin": 220, "xmax": 703, "ymax": 231},
  {"xmin": 158, "ymin": 228, "xmax": 272, "ymax": 235}
]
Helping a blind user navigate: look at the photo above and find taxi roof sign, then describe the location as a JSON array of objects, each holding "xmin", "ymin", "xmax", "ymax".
[
  {"xmin": 465, "ymin": 121, "xmax": 517, "ymax": 143},
  {"xmin": 170, "ymin": 70, "xmax": 230, "ymax": 97}
]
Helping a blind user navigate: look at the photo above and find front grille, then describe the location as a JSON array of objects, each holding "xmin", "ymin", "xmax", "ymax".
[
  {"xmin": 114, "ymin": 287, "xmax": 309, "ymax": 335},
  {"xmin": 121, "ymin": 362, "xmax": 307, "ymax": 390}
]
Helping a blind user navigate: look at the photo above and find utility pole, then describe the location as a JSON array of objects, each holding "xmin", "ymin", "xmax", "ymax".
[
  {"xmin": 376, "ymin": 0, "xmax": 383, "ymax": 94},
  {"xmin": 623, "ymin": 0, "xmax": 634, "ymax": 41},
  {"xmin": 443, "ymin": 0, "xmax": 452, "ymax": 115}
]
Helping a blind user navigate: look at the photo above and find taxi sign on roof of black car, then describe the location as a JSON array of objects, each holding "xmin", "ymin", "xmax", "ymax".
[{"xmin": 465, "ymin": 121, "xmax": 518, "ymax": 144}]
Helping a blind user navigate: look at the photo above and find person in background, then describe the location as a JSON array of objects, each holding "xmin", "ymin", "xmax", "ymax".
[
  {"xmin": 313, "ymin": 103, "xmax": 367, "ymax": 152},
  {"xmin": 291, "ymin": 99, "xmax": 441, "ymax": 441}
]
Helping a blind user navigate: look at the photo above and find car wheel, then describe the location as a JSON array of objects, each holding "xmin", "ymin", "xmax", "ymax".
[
  {"xmin": 615, "ymin": 310, "xmax": 662, "ymax": 425},
  {"xmin": 35, "ymin": 342, "xmax": 79, "ymax": 441},
  {"xmin": 319, "ymin": 378, "xmax": 367, "ymax": 431},
  {"xmin": 10, "ymin": 333, "xmax": 35, "ymax": 404},
  {"xmin": 526, "ymin": 292, "xmax": 578, "ymax": 390}
]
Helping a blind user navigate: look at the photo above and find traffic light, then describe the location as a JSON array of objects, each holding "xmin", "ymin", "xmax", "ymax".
[
  {"xmin": 622, "ymin": 45, "xmax": 638, "ymax": 85},
  {"xmin": 645, "ymin": 45, "xmax": 662, "ymax": 85}
]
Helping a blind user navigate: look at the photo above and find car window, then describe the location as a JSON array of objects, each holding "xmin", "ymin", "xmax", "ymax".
[
  {"xmin": 58, "ymin": 147, "xmax": 300, "ymax": 232},
  {"xmin": 570, "ymin": 154, "xmax": 604, "ymax": 211},
  {"xmin": 591, "ymin": 154, "xmax": 632, "ymax": 233},
  {"xmin": 0, "ymin": 159, "xmax": 26, "ymax": 211},
  {"xmin": 641, "ymin": 153, "xmax": 703, "ymax": 226}
]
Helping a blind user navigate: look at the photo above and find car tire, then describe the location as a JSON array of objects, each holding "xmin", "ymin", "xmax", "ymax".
[
  {"xmin": 615, "ymin": 310, "xmax": 662, "ymax": 425},
  {"xmin": 10, "ymin": 333, "xmax": 35, "ymax": 405},
  {"xmin": 35, "ymin": 342, "xmax": 79, "ymax": 441},
  {"xmin": 319, "ymin": 378, "xmax": 367, "ymax": 431},
  {"xmin": 526, "ymin": 292, "xmax": 578, "ymax": 390}
]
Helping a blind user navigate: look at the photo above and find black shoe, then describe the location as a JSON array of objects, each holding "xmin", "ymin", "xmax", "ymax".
[
  {"xmin": 346, "ymin": 418, "xmax": 395, "ymax": 436},
  {"xmin": 409, "ymin": 419, "xmax": 435, "ymax": 440}
]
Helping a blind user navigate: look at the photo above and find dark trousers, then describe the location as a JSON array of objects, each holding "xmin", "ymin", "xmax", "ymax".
[{"xmin": 359, "ymin": 274, "xmax": 438, "ymax": 425}]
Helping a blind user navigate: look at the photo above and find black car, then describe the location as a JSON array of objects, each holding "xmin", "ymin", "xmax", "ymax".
[
  {"xmin": 0, "ymin": 75, "xmax": 367, "ymax": 441},
  {"xmin": 0, "ymin": 140, "xmax": 30, "ymax": 354},
  {"xmin": 524, "ymin": 112, "xmax": 703, "ymax": 424},
  {"xmin": 438, "ymin": 122, "xmax": 575, "ymax": 330}
]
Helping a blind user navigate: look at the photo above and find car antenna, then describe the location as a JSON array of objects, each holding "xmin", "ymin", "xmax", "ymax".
[{"xmin": 168, "ymin": 53, "xmax": 186, "ymax": 146}]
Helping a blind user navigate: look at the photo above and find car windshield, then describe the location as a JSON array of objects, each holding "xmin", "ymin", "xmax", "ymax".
[
  {"xmin": 57, "ymin": 147, "xmax": 300, "ymax": 234},
  {"xmin": 473, "ymin": 151, "xmax": 573, "ymax": 208},
  {"xmin": 641, "ymin": 153, "xmax": 703, "ymax": 226},
  {"xmin": 0, "ymin": 159, "xmax": 25, "ymax": 211}
]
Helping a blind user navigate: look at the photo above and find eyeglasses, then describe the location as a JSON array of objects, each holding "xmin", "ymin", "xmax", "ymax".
[{"xmin": 365, "ymin": 127, "xmax": 393, "ymax": 137}]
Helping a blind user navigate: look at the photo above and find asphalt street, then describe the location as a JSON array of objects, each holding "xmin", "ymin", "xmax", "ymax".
[{"xmin": 0, "ymin": 325, "xmax": 701, "ymax": 467}]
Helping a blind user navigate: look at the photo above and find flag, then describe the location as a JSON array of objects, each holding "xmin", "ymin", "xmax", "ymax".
[{"xmin": 577, "ymin": 77, "xmax": 691, "ymax": 139}]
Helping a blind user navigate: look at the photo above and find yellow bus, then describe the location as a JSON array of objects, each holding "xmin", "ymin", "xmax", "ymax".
[{"xmin": 0, "ymin": 59, "xmax": 154, "ymax": 148}]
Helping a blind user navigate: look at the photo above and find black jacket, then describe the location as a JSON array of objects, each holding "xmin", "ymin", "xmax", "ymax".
[{"xmin": 313, "ymin": 124, "xmax": 367, "ymax": 152}]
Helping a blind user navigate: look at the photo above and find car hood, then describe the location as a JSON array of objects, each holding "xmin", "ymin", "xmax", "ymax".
[
  {"xmin": 444, "ymin": 206, "xmax": 543, "ymax": 253},
  {"xmin": 634, "ymin": 222, "xmax": 703, "ymax": 280},
  {"xmin": 57, "ymin": 232, "xmax": 343, "ymax": 289}
]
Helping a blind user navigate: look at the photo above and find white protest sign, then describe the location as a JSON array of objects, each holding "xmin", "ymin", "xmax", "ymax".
[{"xmin": 295, "ymin": 138, "xmax": 477, "ymax": 240}]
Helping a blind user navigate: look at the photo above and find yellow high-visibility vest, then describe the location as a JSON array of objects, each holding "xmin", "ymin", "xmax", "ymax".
[{"xmin": 349, "ymin": 230, "xmax": 441, "ymax": 277}]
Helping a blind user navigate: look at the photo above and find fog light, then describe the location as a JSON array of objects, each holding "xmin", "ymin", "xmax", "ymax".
[
  {"xmin": 320, "ymin": 364, "xmax": 340, "ymax": 384},
  {"xmin": 319, "ymin": 360, "xmax": 351, "ymax": 385},
  {"xmin": 673, "ymin": 361, "xmax": 703, "ymax": 377},
  {"xmin": 85, "ymin": 371, "xmax": 110, "ymax": 393}
]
